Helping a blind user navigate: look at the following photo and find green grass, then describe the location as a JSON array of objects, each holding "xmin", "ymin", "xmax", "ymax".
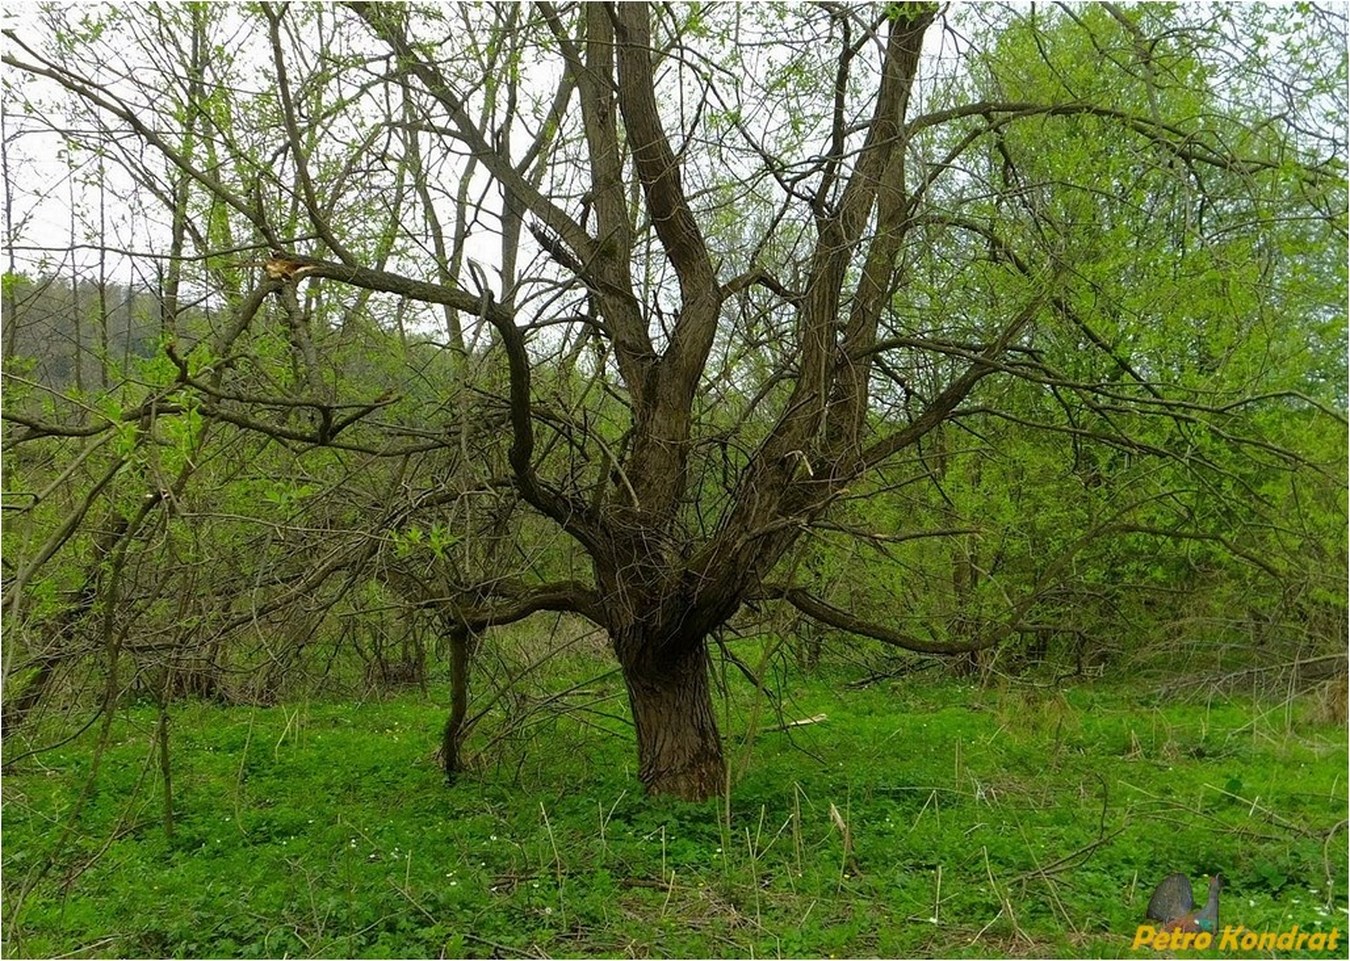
[{"xmin": 3, "ymin": 667, "xmax": 1345, "ymax": 958}]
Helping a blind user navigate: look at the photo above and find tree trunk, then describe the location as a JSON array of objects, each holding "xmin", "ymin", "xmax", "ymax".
[
  {"xmin": 621, "ymin": 640, "xmax": 724, "ymax": 801},
  {"xmin": 441, "ymin": 625, "xmax": 471, "ymax": 781}
]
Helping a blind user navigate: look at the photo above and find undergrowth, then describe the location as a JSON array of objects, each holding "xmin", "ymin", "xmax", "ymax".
[{"xmin": 2, "ymin": 665, "xmax": 1345, "ymax": 958}]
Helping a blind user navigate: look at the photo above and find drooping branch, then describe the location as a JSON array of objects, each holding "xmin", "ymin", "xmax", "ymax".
[
  {"xmin": 904, "ymin": 100, "xmax": 1341, "ymax": 182},
  {"xmin": 259, "ymin": 251, "xmax": 605, "ymax": 552},
  {"xmin": 766, "ymin": 502, "xmax": 1218, "ymax": 658},
  {"xmin": 2, "ymin": 401, "xmax": 181, "ymax": 445},
  {"xmin": 773, "ymin": 587, "xmax": 1003, "ymax": 656},
  {"xmin": 1108, "ymin": 525, "xmax": 1281, "ymax": 579},
  {"xmin": 2, "ymin": 458, "xmax": 127, "ymax": 616}
]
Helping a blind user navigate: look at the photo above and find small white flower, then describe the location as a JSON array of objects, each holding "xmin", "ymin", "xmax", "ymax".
[{"xmin": 544, "ymin": 907, "xmax": 552, "ymax": 915}]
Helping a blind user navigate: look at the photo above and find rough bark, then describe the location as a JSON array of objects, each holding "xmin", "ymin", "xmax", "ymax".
[
  {"xmin": 442, "ymin": 625, "xmax": 471, "ymax": 780},
  {"xmin": 619, "ymin": 636, "xmax": 724, "ymax": 800}
]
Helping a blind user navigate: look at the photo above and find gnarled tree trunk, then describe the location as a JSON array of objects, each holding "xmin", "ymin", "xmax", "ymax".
[{"xmin": 619, "ymin": 637, "xmax": 724, "ymax": 800}]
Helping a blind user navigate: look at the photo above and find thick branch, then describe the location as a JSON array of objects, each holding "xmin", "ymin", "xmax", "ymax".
[
  {"xmin": 414, "ymin": 579, "xmax": 604, "ymax": 632},
  {"xmin": 551, "ymin": 2, "xmax": 653, "ymax": 393},
  {"xmin": 263, "ymin": 252, "xmax": 501, "ymax": 318},
  {"xmin": 775, "ymin": 587, "xmax": 1001, "ymax": 656},
  {"xmin": 701, "ymin": 11, "xmax": 936, "ymax": 583},
  {"xmin": 610, "ymin": 2, "xmax": 719, "ymax": 386}
]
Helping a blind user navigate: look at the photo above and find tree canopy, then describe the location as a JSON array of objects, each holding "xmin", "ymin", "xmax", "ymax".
[{"xmin": 3, "ymin": 2, "xmax": 1345, "ymax": 800}]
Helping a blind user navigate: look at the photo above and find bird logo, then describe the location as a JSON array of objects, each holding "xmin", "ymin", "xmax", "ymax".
[{"xmin": 1146, "ymin": 872, "xmax": 1222, "ymax": 933}]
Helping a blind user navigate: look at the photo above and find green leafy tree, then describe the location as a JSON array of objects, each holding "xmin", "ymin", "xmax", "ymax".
[{"xmin": 3, "ymin": 3, "xmax": 1343, "ymax": 800}]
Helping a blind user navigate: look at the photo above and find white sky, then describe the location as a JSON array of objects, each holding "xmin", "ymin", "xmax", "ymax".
[
  {"xmin": 0, "ymin": 2, "xmax": 1342, "ymax": 311},
  {"xmin": 0, "ymin": 3, "xmax": 979, "ymax": 297}
]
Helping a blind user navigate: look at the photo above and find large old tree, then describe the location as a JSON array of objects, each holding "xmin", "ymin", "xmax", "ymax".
[{"xmin": 4, "ymin": 4, "xmax": 1344, "ymax": 798}]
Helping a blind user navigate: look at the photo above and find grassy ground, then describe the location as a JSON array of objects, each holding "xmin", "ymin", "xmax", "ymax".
[{"xmin": 3, "ymin": 662, "xmax": 1346, "ymax": 958}]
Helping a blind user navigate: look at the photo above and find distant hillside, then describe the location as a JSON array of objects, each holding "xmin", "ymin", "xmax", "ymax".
[{"xmin": 3, "ymin": 273, "xmax": 165, "ymax": 389}]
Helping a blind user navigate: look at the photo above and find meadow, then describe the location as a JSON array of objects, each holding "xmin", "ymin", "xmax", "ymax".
[{"xmin": 3, "ymin": 657, "xmax": 1345, "ymax": 958}]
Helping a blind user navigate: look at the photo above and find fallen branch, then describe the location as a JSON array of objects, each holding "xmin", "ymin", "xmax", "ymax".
[{"xmin": 766, "ymin": 713, "xmax": 827, "ymax": 733}]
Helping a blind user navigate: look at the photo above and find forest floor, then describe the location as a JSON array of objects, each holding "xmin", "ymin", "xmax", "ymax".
[{"xmin": 3, "ymin": 661, "xmax": 1346, "ymax": 959}]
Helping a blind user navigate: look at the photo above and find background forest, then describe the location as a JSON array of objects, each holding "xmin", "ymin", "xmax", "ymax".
[{"xmin": 1, "ymin": 2, "xmax": 1346, "ymax": 957}]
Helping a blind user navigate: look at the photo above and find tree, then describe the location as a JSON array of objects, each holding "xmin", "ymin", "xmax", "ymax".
[{"xmin": 3, "ymin": 3, "xmax": 1344, "ymax": 799}]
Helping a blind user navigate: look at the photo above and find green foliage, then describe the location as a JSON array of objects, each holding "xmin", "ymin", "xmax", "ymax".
[
  {"xmin": 885, "ymin": 1, "xmax": 938, "ymax": 24},
  {"xmin": 391, "ymin": 523, "xmax": 460, "ymax": 561},
  {"xmin": 3, "ymin": 673, "xmax": 1343, "ymax": 958},
  {"xmin": 2, "ymin": 6, "xmax": 1344, "ymax": 929}
]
